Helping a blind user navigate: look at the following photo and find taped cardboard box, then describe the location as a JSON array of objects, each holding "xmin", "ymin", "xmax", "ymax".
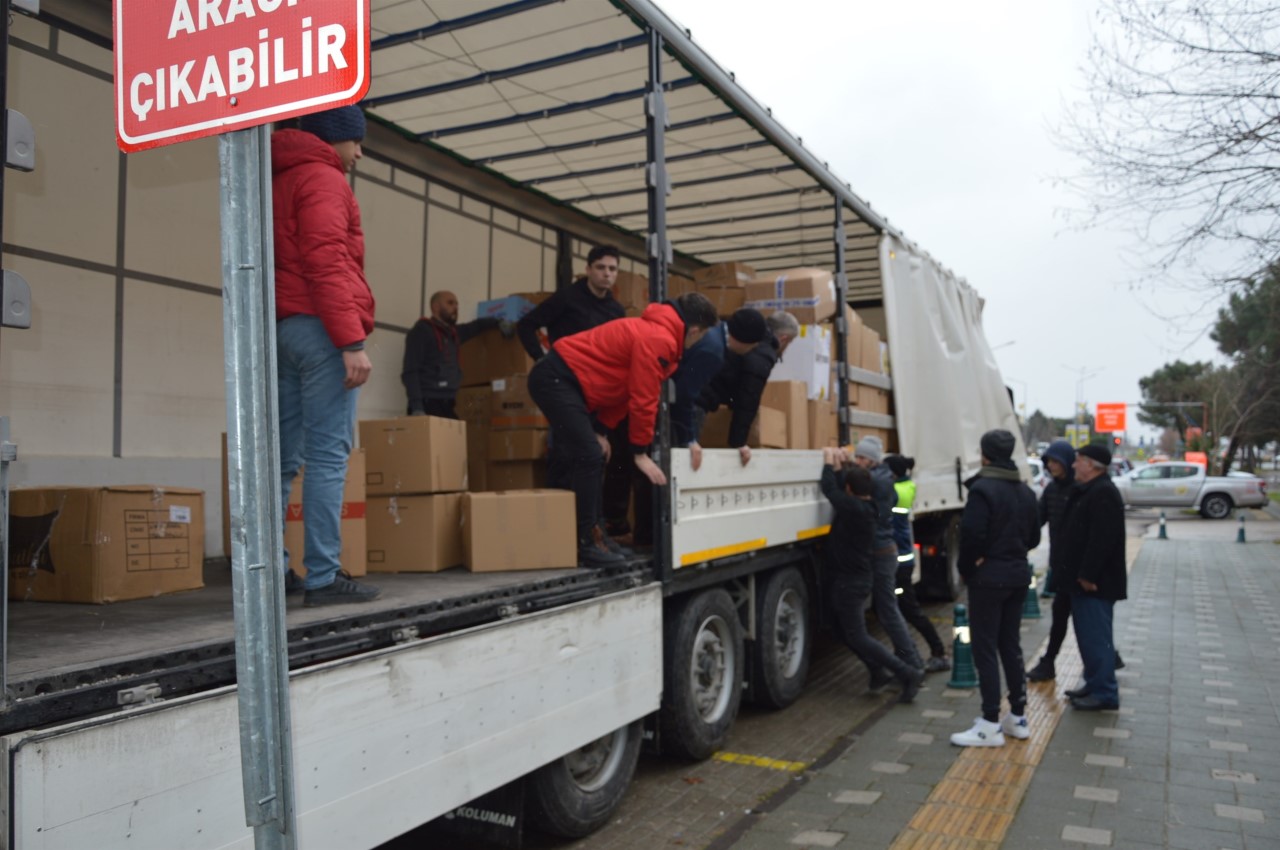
[
  {"xmin": 614, "ymin": 270, "xmax": 649, "ymax": 309},
  {"xmin": 455, "ymin": 386, "xmax": 492, "ymax": 425},
  {"xmin": 488, "ymin": 428, "xmax": 547, "ymax": 462},
  {"xmin": 366, "ymin": 493, "xmax": 464, "ymax": 573},
  {"xmin": 851, "ymin": 383, "xmax": 892, "ymax": 415},
  {"xmin": 491, "ymin": 374, "xmax": 549, "ymax": 430},
  {"xmin": 697, "ymin": 285, "xmax": 746, "ymax": 318},
  {"xmin": 485, "ymin": 460, "xmax": 547, "ymax": 491},
  {"xmin": 360, "ymin": 416, "xmax": 468, "ymax": 496},
  {"xmin": 808, "ymin": 400, "xmax": 837, "ymax": 448},
  {"xmin": 458, "ymin": 328, "xmax": 536, "ymax": 387},
  {"xmin": 699, "ymin": 406, "xmax": 787, "ymax": 449},
  {"xmin": 860, "ymin": 326, "xmax": 883, "ymax": 374},
  {"xmin": 770, "ymin": 324, "xmax": 833, "ymax": 400},
  {"xmin": 284, "ymin": 449, "xmax": 367, "ymax": 578},
  {"xmin": 9, "ymin": 486, "xmax": 205, "ymax": 603},
  {"xmin": 761, "ymin": 380, "xmax": 811, "ymax": 449},
  {"xmin": 462, "ymin": 490, "xmax": 576, "ymax": 571},
  {"xmin": 693, "ymin": 261, "xmax": 756, "ymax": 287},
  {"xmin": 745, "ymin": 268, "xmax": 836, "ymax": 324}
]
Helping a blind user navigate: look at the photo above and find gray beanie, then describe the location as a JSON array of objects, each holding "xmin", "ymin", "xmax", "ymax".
[{"xmin": 854, "ymin": 435, "xmax": 883, "ymax": 464}]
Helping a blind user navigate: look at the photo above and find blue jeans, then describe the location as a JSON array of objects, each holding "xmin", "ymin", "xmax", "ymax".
[
  {"xmin": 872, "ymin": 549, "xmax": 923, "ymax": 669},
  {"xmin": 277, "ymin": 315, "xmax": 358, "ymax": 590},
  {"xmin": 1072, "ymin": 593, "xmax": 1118, "ymax": 705}
]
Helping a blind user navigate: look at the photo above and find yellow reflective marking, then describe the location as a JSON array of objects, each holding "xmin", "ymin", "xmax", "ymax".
[
  {"xmin": 680, "ymin": 538, "xmax": 767, "ymax": 566},
  {"xmin": 796, "ymin": 525, "xmax": 830, "ymax": 540},
  {"xmin": 713, "ymin": 751, "xmax": 808, "ymax": 773}
]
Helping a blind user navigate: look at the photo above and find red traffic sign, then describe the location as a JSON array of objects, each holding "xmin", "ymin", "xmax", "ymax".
[
  {"xmin": 1096, "ymin": 402, "xmax": 1127, "ymax": 432},
  {"xmin": 114, "ymin": 0, "xmax": 370, "ymax": 153}
]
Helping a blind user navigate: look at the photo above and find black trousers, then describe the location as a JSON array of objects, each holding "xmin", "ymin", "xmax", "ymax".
[
  {"xmin": 829, "ymin": 577, "xmax": 912, "ymax": 679},
  {"xmin": 527, "ymin": 354, "xmax": 602, "ymax": 543},
  {"xmin": 419, "ymin": 398, "xmax": 457, "ymax": 419},
  {"xmin": 602, "ymin": 423, "xmax": 633, "ymax": 531},
  {"xmin": 896, "ymin": 563, "xmax": 946, "ymax": 657},
  {"xmin": 967, "ymin": 584, "xmax": 1027, "ymax": 722},
  {"xmin": 1044, "ymin": 588, "xmax": 1073, "ymax": 661}
]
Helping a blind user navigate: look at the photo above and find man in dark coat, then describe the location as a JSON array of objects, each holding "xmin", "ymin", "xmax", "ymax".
[
  {"xmin": 1058, "ymin": 443, "xmax": 1128, "ymax": 711},
  {"xmin": 400, "ymin": 290, "xmax": 503, "ymax": 418},
  {"xmin": 950, "ymin": 430, "xmax": 1041, "ymax": 747},
  {"xmin": 515, "ymin": 245, "xmax": 626, "ymax": 361}
]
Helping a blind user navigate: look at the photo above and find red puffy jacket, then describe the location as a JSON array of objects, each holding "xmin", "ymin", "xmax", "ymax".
[
  {"xmin": 553, "ymin": 302, "xmax": 687, "ymax": 450},
  {"xmin": 271, "ymin": 129, "xmax": 375, "ymax": 349}
]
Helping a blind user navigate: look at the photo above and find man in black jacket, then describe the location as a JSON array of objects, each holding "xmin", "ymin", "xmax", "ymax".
[
  {"xmin": 1026, "ymin": 440, "xmax": 1077, "ymax": 681},
  {"xmin": 950, "ymin": 430, "xmax": 1041, "ymax": 747},
  {"xmin": 1058, "ymin": 443, "xmax": 1128, "ymax": 711},
  {"xmin": 516, "ymin": 245, "xmax": 626, "ymax": 361},
  {"xmin": 695, "ymin": 310, "xmax": 799, "ymax": 466},
  {"xmin": 400, "ymin": 291, "xmax": 504, "ymax": 418}
]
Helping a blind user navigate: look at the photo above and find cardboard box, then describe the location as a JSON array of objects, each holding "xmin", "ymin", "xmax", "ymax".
[
  {"xmin": 455, "ymin": 386, "xmax": 493, "ymax": 425},
  {"xmin": 860, "ymin": 326, "xmax": 883, "ymax": 374},
  {"xmin": 614, "ymin": 270, "xmax": 649, "ymax": 309},
  {"xmin": 699, "ymin": 406, "xmax": 787, "ymax": 449},
  {"xmin": 488, "ymin": 428, "xmax": 547, "ymax": 462},
  {"xmin": 366, "ymin": 493, "xmax": 464, "ymax": 573},
  {"xmin": 462, "ymin": 490, "xmax": 576, "ymax": 571},
  {"xmin": 669, "ymin": 274, "xmax": 697, "ymax": 297},
  {"xmin": 360, "ymin": 416, "xmax": 468, "ymax": 495},
  {"xmin": 852, "ymin": 383, "xmax": 892, "ymax": 415},
  {"xmin": 484, "ymin": 460, "xmax": 547, "ymax": 491},
  {"xmin": 459, "ymin": 329, "xmax": 536, "ymax": 387},
  {"xmin": 761, "ymin": 380, "xmax": 811, "ymax": 449},
  {"xmin": 693, "ymin": 261, "xmax": 756, "ymax": 287},
  {"xmin": 770, "ymin": 323, "xmax": 833, "ymax": 400},
  {"xmin": 283, "ymin": 449, "xmax": 367, "ymax": 578},
  {"xmin": 467, "ymin": 424, "xmax": 490, "ymax": 492},
  {"xmin": 9, "ymin": 486, "xmax": 205, "ymax": 603},
  {"xmin": 745, "ymin": 268, "xmax": 837, "ymax": 324},
  {"xmin": 698, "ymin": 285, "xmax": 746, "ymax": 318},
  {"xmin": 808, "ymin": 399, "xmax": 837, "ymax": 449},
  {"xmin": 491, "ymin": 374, "xmax": 549, "ymax": 430}
]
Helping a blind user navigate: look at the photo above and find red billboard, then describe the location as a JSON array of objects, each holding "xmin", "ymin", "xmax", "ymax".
[
  {"xmin": 1095, "ymin": 403, "xmax": 1127, "ymax": 432},
  {"xmin": 114, "ymin": 0, "xmax": 370, "ymax": 152}
]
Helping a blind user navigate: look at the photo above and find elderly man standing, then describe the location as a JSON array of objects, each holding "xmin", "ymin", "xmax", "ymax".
[{"xmin": 1059, "ymin": 443, "xmax": 1128, "ymax": 711}]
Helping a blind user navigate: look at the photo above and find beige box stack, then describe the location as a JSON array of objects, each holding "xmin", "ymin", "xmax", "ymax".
[
  {"xmin": 760, "ymin": 381, "xmax": 811, "ymax": 449},
  {"xmin": 838, "ymin": 306, "xmax": 895, "ymax": 452},
  {"xmin": 745, "ymin": 267, "xmax": 837, "ymax": 324},
  {"xmin": 694, "ymin": 261, "xmax": 755, "ymax": 318},
  {"xmin": 489, "ymin": 375, "xmax": 548, "ymax": 489},
  {"xmin": 458, "ymin": 328, "xmax": 535, "ymax": 387},
  {"xmin": 456, "ymin": 386, "xmax": 493, "ymax": 492},
  {"xmin": 699, "ymin": 406, "xmax": 787, "ymax": 449},
  {"xmin": 360, "ymin": 416, "xmax": 468, "ymax": 573},
  {"xmin": 461, "ymin": 490, "xmax": 576, "ymax": 571}
]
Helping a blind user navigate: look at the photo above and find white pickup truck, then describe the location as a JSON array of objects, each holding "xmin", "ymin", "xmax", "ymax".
[{"xmin": 1114, "ymin": 462, "xmax": 1269, "ymax": 519}]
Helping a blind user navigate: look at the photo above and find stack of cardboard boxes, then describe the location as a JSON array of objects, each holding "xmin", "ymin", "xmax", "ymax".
[
  {"xmin": 487, "ymin": 374, "xmax": 548, "ymax": 489},
  {"xmin": 836, "ymin": 305, "xmax": 894, "ymax": 451},
  {"xmin": 694, "ymin": 261, "xmax": 755, "ymax": 318}
]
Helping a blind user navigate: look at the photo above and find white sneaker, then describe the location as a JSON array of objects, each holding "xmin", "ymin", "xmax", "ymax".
[
  {"xmin": 1000, "ymin": 713, "xmax": 1030, "ymax": 740},
  {"xmin": 950, "ymin": 717, "xmax": 1005, "ymax": 747}
]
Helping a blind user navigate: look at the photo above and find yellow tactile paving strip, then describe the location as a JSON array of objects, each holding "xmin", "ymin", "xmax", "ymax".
[{"xmin": 888, "ymin": 537, "xmax": 1144, "ymax": 849}]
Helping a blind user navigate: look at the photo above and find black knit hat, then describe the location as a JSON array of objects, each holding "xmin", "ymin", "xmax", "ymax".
[
  {"xmin": 980, "ymin": 429, "xmax": 1016, "ymax": 462},
  {"xmin": 297, "ymin": 105, "xmax": 366, "ymax": 143},
  {"xmin": 726, "ymin": 308, "xmax": 767, "ymax": 345},
  {"xmin": 1077, "ymin": 443, "xmax": 1112, "ymax": 467}
]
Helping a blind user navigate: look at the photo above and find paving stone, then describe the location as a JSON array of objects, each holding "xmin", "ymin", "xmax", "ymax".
[
  {"xmin": 1202, "ymin": 679, "xmax": 1234, "ymax": 687},
  {"xmin": 920, "ymin": 709, "xmax": 954, "ymax": 719},
  {"xmin": 1093, "ymin": 727, "xmax": 1131, "ymax": 739},
  {"xmin": 1205, "ymin": 696, "xmax": 1239, "ymax": 706},
  {"xmin": 1062, "ymin": 824, "xmax": 1113, "ymax": 845},
  {"xmin": 897, "ymin": 733, "xmax": 933, "ymax": 745},
  {"xmin": 1214, "ymin": 804, "xmax": 1265, "ymax": 824},
  {"xmin": 832, "ymin": 790, "xmax": 881, "ymax": 805},
  {"xmin": 1084, "ymin": 753, "xmax": 1126, "ymax": 768},
  {"xmin": 1074, "ymin": 785, "xmax": 1121, "ymax": 803},
  {"xmin": 1205, "ymin": 716, "xmax": 1243, "ymax": 728},
  {"xmin": 1210, "ymin": 768, "xmax": 1256, "ymax": 784},
  {"xmin": 789, "ymin": 830, "xmax": 845, "ymax": 847},
  {"xmin": 1209, "ymin": 739, "xmax": 1249, "ymax": 753},
  {"xmin": 869, "ymin": 761, "xmax": 909, "ymax": 775}
]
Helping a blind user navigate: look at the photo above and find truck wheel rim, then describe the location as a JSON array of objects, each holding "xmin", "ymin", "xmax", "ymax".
[
  {"xmin": 564, "ymin": 727, "xmax": 627, "ymax": 792},
  {"xmin": 774, "ymin": 588, "xmax": 805, "ymax": 679},
  {"xmin": 690, "ymin": 615, "xmax": 734, "ymax": 722}
]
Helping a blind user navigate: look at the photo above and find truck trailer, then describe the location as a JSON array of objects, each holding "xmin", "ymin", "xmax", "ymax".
[{"xmin": 0, "ymin": 0, "xmax": 1024, "ymax": 847}]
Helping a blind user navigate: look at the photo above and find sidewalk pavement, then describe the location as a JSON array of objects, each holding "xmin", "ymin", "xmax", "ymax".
[{"xmin": 719, "ymin": 513, "xmax": 1280, "ymax": 849}]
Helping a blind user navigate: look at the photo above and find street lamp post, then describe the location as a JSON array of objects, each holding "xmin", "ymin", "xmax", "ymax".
[{"xmin": 1062, "ymin": 365, "xmax": 1102, "ymax": 446}]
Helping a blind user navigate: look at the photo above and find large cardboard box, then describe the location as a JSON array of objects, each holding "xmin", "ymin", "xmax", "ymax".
[
  {"xmin": 699, "ymin": 406, "xmax": 787, "ymax": 449},
  {"xmin": 9, "ymin": 486, "xmax": 205, "ymax": 603},
  {"xmin": 455, "ymin": 386, "xmax": 492, "ymax": 424},
  {"xmin": 808, "ymin": 400, "xmax": 837, "ymax": 449},
  {"xmin": 488, "ymin": 429, "xmax": 547, "ymax": 462},
  {"xmin": 761, "ymin": 381, "xmax": 811, "ymax": 449},
  {"xmin": 860, "ymin": 326, "xmax": 883, "ymax": 374},
  {"xmin": 455, "ymin": 386, "xmax": 493, "ymax": 492},
  {"xmin": 360, "ymin": 416, "xmax": 468, "ymax": 495},
  {"xmin": 459, "ymin": 329, "xmax": 536, "ymax": 387},
  {"xmin": 669, "ymin": 274, "xmax": 697, "ymax": 297},
  {"xmin": 491, "ymin": 374, "xmax": 549, "ymax": 430},
  {"xmin": 770, "ymin": 323, "xmax": 833, "ymax": 400},
  {"xmin": 462, "ymin": 490, "xmax": 576, "ymax": 571},
  {"xmin": 614, "ymin": 270, "xmax": 649, "ymax": 309},
  {"xmin": 852, "ymin": 383, "xmax": 892, "ymax": 415},
  {"xmin": 485, "ymin": 460, "xmax": 547, "ymax": 491},
  {"xmin": 366, "ymin": 493, "xmax": 464, "ymax": 573},
  {"xmin": 283, "ymin": 450, "xmax": 367, "ymax": 578},
  {"xmin": 693, "ymin": 261, "xmax": 756, "ymax": 287},
  {"xmin": 745, "ymin": 268, "xmax": 837, "ymax": 324},
  {"xmin": 697, "ymin": 285, "xmax": 746, "ymax": 318}
]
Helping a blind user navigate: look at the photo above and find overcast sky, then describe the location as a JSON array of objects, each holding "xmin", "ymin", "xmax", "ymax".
[{"xmin": 657, "ymin": 0, "xmax": 1224, "ymax": 438}]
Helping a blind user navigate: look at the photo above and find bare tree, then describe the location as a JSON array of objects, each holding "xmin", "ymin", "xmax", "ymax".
[{"xmin": 1060, "ymin": 1, "xmax": 1280, "ymax": 284}]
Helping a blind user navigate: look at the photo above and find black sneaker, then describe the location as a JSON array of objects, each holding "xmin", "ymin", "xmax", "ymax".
[
  {"xmin": 925, "ymin": 655, "xmax": 952, "ymax": 674},
  {"xmin": 600, "ymin": 531, "xmax": 636, "ymax": 559},
  {"xmin": 897, "ymin": 667, "xmax": 925, "ymax": 704},
  {"xmin": 867, "ymin": 668, "xmax": 896, "ymax": 694},
  {"xmin": 1026, "ymin": 659, "xmax": 1056, "ymax": 682},
  {"xmin": 579, "ymin": 527, "xmax": 625, "ymax": 569},
  {"xmin": 303, "ymin": 574, "xmax": 381, "ymax": 607},
  {"xmin": 284, "ymin": 570, "xmax": 305, "ymax": 595}
]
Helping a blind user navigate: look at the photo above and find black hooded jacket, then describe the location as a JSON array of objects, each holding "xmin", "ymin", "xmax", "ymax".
[
  {"xmin": 401, "ymin": 316, "xmax": 497, "ymax": 411},
  {"xmin": 696, "ymin": 333, "xmax": 780, "ymax": 447},
  {"xmin": 819, "ymin": 465, "xmax": 879, "ymax": 596},
  {"xmin": 1057, "ymin": 473, "xmax": 1128, "ymax": 601},
  {"xmin": 958, "ymin": 462, "xmax": 1042, "ymax": 588}
]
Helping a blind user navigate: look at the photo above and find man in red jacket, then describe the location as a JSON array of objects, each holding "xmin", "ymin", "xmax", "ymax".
[
  {"xmin": 272, "ymin": 105, "xmax": 380, "ymax": 607},
  {"xmin": 528, "ymin": 293, "xmax": 720, "ymax": 567}
]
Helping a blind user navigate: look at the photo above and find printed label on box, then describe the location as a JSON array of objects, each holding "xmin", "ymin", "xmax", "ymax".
[{"xmin": 169, "ymin": 505, "xmax": 191, "ymax": 524}]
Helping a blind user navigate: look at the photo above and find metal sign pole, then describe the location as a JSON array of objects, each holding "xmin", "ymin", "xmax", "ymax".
[{"xmin": 219, "ymin": 124, "xmax": 298, "ymax": 850}]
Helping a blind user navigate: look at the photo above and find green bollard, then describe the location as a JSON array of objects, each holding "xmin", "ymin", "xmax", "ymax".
[
  {"xmin": 1237, "ymin": 513, "xmax": 1246, "ymax": 543},
  {"xmin": 1022, "ymin": 563, "xmax": 1042, "ymax": 620},
  {"xmin": 1158, "ymin": 511, "xmax": 1168, "ymax": 540},
  {"xmin": 946, "ymin": 604, "xmax": 979, "ymax": 689}
]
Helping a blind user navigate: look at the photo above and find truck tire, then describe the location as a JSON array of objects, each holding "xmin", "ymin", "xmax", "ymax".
[
  {"xmin": 1200, "ymin": 493, "xmax": 1234, "ymax": 520},
  {"xmin": 750, "ymin": 566, "xmax": 811, "ymax": 709},
  {"xmin": 526, "ymin": 719, "xmax": 643, "ymax": 839},
  {"xmin": 660, "ymin": 588, "xmax": 744, "ymax": 760}
]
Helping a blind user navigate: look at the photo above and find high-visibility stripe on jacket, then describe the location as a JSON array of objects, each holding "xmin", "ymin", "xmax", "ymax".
[{"xmin": 891, "ymin": 478, "xmax": 916, "ymax": 557}]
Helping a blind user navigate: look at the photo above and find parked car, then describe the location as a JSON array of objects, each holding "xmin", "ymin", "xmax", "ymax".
[
  {"xmin": 1026, "ymin": 457, "xmax": 1047, "ymax": 499},
  {"xmin": 1109, "ymin": 457, "xmax": 1134, "ymax": 477},
  {"xmin": 1113, "ymin": 461, "xmax": 1268, "ymax": 518}
]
